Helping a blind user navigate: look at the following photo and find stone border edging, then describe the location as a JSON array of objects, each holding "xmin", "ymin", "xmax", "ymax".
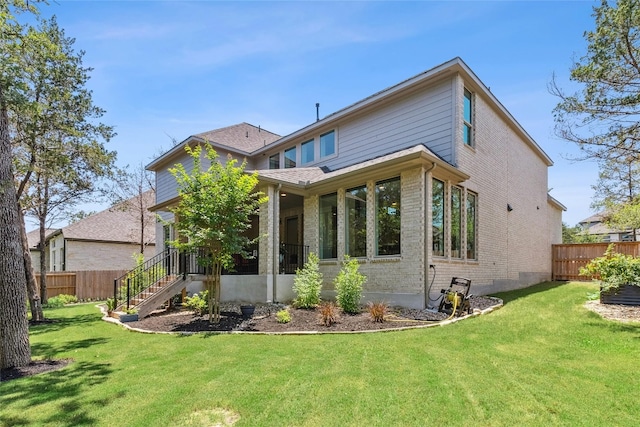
[{"xmin": 97, "ymin": 298, "xmax": 504, "ymax": 336}]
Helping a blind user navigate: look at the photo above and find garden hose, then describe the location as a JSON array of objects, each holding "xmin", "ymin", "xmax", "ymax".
[{"xmin": 445, "ymin": 291, "xmax": 459, "ymax": 321}]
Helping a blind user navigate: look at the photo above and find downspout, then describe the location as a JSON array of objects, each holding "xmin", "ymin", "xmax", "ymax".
[
  {"xmin": 273, "ymin": 184, "xmax": 281, "ymax": 302},
  {"xmin": 424, "ymin": 162, "xmax": 437, "ymax": 309}
]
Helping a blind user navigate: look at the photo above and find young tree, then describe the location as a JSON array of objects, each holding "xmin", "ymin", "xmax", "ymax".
[
  {"xmin": 169, "ymin": 144, "xmax": 267, "ymax": 322},
  {"xmin": 106, "ymin": 162, "xmax": 155, "ymax": 254},
  {"xmin": 551, "ymin": 0, "xmax": 640, "ymax": 163},
  {"xmin": 562, "ymin": 222, "xmax": 602, "ymax": 243}
]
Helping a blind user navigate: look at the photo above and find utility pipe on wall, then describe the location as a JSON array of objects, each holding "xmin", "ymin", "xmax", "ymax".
[{"xmin": 424, "ymin": 162, "xmax": 437, "ymax": 309}]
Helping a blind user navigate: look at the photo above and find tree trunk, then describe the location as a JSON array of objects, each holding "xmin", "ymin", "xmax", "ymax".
[
  {"xmin": 38, "ymin": 213, "xmax": 47, "ymax": 303},
  {"xmin": 0, "ymin": 88, "xmax": 31, "ymax": 369},
  {"xmin": 18, "ymin": 208, "xmax": 43, "ymax": 321}
]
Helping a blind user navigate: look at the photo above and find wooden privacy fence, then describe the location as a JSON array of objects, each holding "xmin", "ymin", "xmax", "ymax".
[
  {"xmin": 35, "ymin": 270, "xmax": 128, "ymax": 300},
  {"xmin": 552, "ymin": 242, "xmax": 640, "ymax": 281}
]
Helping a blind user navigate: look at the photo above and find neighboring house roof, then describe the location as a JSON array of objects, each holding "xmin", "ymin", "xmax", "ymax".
[
  {"xmin": 49, "ymin": 190, "xmax": 156, "ymax": 245},
  {"xmin": 25, "ymin": 228, "xmax": 56, "ymax": 250},
  {"xmin": 147, "ymin": 122, "xmax": 281, "ymax": 170}
]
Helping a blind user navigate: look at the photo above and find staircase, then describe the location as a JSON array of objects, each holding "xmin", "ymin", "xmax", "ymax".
[{"xmin": 114, "ymin": 248, "xmax": 192, "ymax": 319}]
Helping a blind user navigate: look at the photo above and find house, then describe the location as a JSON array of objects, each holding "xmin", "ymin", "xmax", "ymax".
[
  {"xmin": 147, "ymin": 57, "xmax": 564, "ymax": 309},
  {"xmin": 25, "ymin": 228, "xmax": 57, "ymax": 270},
  {"xmin": 37, "ymin": 190, "xmax": 156, "ymax": 272},
  {"xmin": 579, "ymin": 213, "xmax": 638, "ymax": 242}
]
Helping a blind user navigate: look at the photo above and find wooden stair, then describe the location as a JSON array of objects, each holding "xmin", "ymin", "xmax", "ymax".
[{"xmin": 121, "ymin": 275, "xmax": 192, "ymax": 319}]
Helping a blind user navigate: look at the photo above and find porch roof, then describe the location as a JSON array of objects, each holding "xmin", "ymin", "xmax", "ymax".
[{"xmin": 253, "ymin": 144, "xmax": 469, "ymax": 192}]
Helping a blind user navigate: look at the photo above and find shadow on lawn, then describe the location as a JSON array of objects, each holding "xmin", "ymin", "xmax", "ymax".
[
  {"xmin": 29, "ymin": 313, "xmax": 101, "ymax": 336},
  {"xmin": 0, "ymin": 360, "xmax": 115, "ymax": 427},
  {"xmin": 31, "ymin": 337, "xmax": 110, "ymax": 359},
  {"xmin": 493, "ymin": 281, "xmax": 567, "ymax": 305}
]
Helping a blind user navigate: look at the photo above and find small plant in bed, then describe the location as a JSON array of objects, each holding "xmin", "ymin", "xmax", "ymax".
[{"xmin": 276, "ymin": 309, "xmax": 291, "ymax": 324}]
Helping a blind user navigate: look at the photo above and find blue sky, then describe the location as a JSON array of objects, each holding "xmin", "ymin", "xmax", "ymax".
[{"xmin": 37, "ymin": 0, "xmax": 599, "ymax": 227}]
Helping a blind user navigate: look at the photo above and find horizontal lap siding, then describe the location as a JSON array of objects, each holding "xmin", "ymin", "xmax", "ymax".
[{"xmin": 329, "ymin": 79, "xmax": 453, "ymax": 170}]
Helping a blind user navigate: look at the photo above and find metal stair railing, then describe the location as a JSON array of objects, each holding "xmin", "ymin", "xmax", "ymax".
[{"xmin": 113, "ymin": 247, "xmax": 186, "ymax": 311}]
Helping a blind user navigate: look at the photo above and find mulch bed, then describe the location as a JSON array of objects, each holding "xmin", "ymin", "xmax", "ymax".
[
  {"xmin": 121, "ymin": 295, "xmax": 501, "ymax": 334},
  {"xmin": 1, "ymin": 359, "xmax": 71, "ymax": 383}
]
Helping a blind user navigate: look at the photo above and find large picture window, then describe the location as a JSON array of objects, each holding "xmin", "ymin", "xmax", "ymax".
[
  {"xmin": 346, "ymin": 185, "xmax": 367, "ymax": 257},
  {"xmin": 376, "ymin": 177, "xmax": 401, "ymax": 256},
  {"xmin": 467, "ymin": 192, "xmax": 477, "ymax": 260},
  {"xmin": 451, "ymin": 186, "xmax": 462, "ymax": 258},
  {"xmin": 319, "ymin": 193, "xmax": 337, "ymax": 259},
  {"xmin": 432, "ymin": 178, "xmax": 445, "ymax": 257},
  {"xmin": 320, "ymin": 130, "xmax": 335, "ymax": 157}
]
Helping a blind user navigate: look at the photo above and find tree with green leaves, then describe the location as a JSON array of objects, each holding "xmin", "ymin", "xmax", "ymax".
[
  {"xmin": 551, "ymin": 0, "xmax": 640, "ymax": 163},
  {"xmin": 562, "ymin": 222, "xmax": 602, "ymax": 244},
  {"xmin": 12, "ymin": 16, "xmax": 116, "ymax": 305},
  {"xmin": 591, "ymin": 156, "xmax": 640, "ymax": 240},
  {"xmin": 0, "ymin": 0, "xmax": 39, "ymax": 369},
  {"xmin": 169, "ymin": 144, "xmax": 267, "ymax": 322}
]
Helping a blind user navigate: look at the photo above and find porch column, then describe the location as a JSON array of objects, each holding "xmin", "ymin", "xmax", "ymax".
[{"xmin": 259, "ymin": 184, "xmax": 280, "ymax": 302}]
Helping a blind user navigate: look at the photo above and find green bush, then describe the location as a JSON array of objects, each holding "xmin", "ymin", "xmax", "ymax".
[
  {"xmin": 43, "ymin": 294, "xmax": 78, "ymax": 308},
  {"xmin": 580, "ymin": 244, "xmax": 640, "ymax": 291},
  {"xmin": 292, "ymin": 252, "xmax": 323, "ymax": 308},
  {"xmin": 106, "ymin": 297, "xmax": 117, "ymax": 312},
  {"xmin": 334, "ymin": 256, "xmax": 366, "ymax": 314},
  {"xmin": 276, "ymin": 309, "xmax": 291, "ymax": 324},
  {"xmin": 184, "ymin": 291, "xmax": 209, "ymax": 316}
]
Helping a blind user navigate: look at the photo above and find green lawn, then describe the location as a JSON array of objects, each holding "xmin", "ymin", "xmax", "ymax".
[{"xmin": 1, "ymin": 281, "xmax": 638, "ymax": 426}]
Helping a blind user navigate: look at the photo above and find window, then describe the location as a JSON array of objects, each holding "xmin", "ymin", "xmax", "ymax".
[
  {"xmin": 346, "ymin": 185, "xmax": 367, "ymax": 257},
  {"xmin": 432, "ymin": 178, "xmax": 445, "ymax": 257},
  {"xmin": 163, "ymin": 224, "xmax": 175, "ymax": 246},
  {"xmin": 463, "ymin": 88, "xmax": 473, "ymax": 146},
  {"xmin": 269, "ymin": 153, "xmax": 280, "ymax": 169},
  {"xmin": 320, "ymin": 130, "xmax": 335, "ymax": 157},
  {"xmin": 301, "ymin": 139, "xmax": 314, "ymax": 164},
  {"xmin": 467, "ymin": 192, "xmax": 477, "ymax": 260},
  {"xmin": 284, "ymin": 147, "xmax": 296, "ymax": 168},
  {"xmin": 319, "ymin": 193, "xmax": 337, "ymax": 259},
  {"xmin": 376, "ymin": 177, "xmax": 401, "ymax": 256},
  {"xmin": 451, "ymin": 186, "xmax": 462, "ymax": 258}
]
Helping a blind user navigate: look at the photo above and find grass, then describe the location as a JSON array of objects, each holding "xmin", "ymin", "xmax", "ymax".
[{"xmin": 1, "ymin": 281, "xmax": 639, "ymax": 426}]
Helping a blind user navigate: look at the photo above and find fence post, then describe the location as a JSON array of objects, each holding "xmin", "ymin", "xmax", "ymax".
[
  {"xmin": 126, "ymin": 277, "xmax": 130, "ymax": 310},
  {"xmin": 113, "ymin": 279, "xmax": 117, "ymax": 304}
]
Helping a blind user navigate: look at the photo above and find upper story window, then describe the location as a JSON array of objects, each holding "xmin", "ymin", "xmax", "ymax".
[
  {"xmin": 376, "ymin": 177, "xmax": 401, "ymax": 256},
  {"xmin": 463, "ymin": 88, "xmax": 473, "ymax": 146},
  {"xmin": 320, "ymin": 130, "xmax": 335, "ymax": 158},
  {"xmin": 284, "ymin": 147, "xmax": 296, "ymax": 168},
  {"xmin": 269, "ymin": 153, "xmax": 280, "ymax": 169},
  {"xmin": 301, "ymin": 139, "xmax": 314, "ymax": 164}
]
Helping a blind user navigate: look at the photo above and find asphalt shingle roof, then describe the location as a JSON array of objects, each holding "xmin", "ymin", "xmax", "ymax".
[{"xmin": 195, "ymin": 122, "xmax": 281, "ymax": 153}]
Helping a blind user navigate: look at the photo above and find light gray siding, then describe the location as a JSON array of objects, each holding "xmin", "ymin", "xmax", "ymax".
[{"xmin": 330, "ymin": 79, "xmax": 454, "ymax": 170}]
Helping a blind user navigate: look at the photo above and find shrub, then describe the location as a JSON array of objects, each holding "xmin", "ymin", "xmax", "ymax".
[
  {"xmin": 276, "ymin": 309, "xmax": 291, "ymax": 324},
  {"xmin": 334, "ymin": 256, "xmax": 366, "ymax": 314},
  {"xmin": 43, "ymin": 297, "xmax": 64, "ymax": 309},
  {"xmin": 367, "ymin": 301, "xmax": 388, "ymax": 323},
  {"xmin": 58, "ymin": 294, "xmax": 78, "ymax": 304},
  {"xmin": 184, "ymin": 291, "xmax": 209, "ymax": 316},
  {"xmin": 318, "ymin": 302, "xmax": 338, "ymax": 327},
  {"xmin": 292, "ymin": 252, "xmax": 323, "ymax": 308},
  {"xmin": 580, "ymin": 244, "xmax": 640, "ymax": 291},
  {"xmin": 106, "ymin": 297, "xmax": 117, "ymax": 313}
]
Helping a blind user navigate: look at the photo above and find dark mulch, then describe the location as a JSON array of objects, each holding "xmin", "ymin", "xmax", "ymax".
[
  {"xmin": 123, "ymin": 295, "xmax": 501, "ymax": 334},
  {"xmin": 1, "ymin": 359, "xmax": 71, "ymax": 383}
]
